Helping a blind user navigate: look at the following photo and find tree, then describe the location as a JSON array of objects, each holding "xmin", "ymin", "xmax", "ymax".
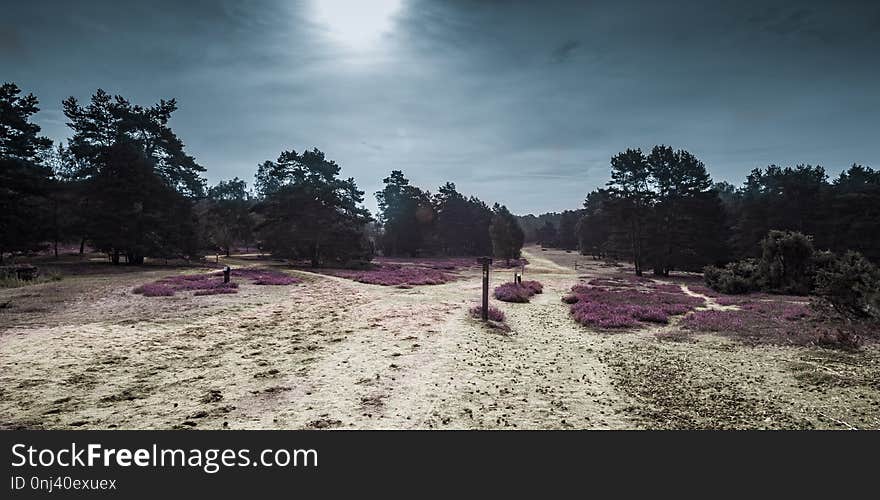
[
  {"xmin": 88, "ymin": 141, "xmax": 198, "ymax": 264},
  {"xmin": 606, "ymin": 148, "xmax": 653, "ymax": 275},
  {"xmin": 577, "ymin": 189, "xmax": 611, "ymax": 258},
  {"xmin": 732, "ymin": 165, "xmax": 827, "ymax": 258},
  {"xmin": 759, "ymin": 230, "xmax": 816, "ymax": 295},
  {"xmin": 827, "ymin": 165, "xmax": 880, "ymax": 262},
  {"xmin": 199, "ymin": 178, "xmax": 254, "ymax": 256},
  {"xmin": 253, "ymin": 148, "xmax": 372, "ymax": 266},
  {"xmin": 432, "ymin": 183, "xmax": 493, "ymax": 256},
  {"xmin": 814, "ymin": 251, "xmax": 880, "ymax": 321},
  {"xmin": 535, "ymin": 220, "xmax": 558, "ymax": 247},
  {"xmin": 489, "ymin": 203, "xmax": 524, "ymax": 265},
  {"xmin": 646, "ymin": 146, "xmax": 726, "ymax": 274},
  {"xmin": 375, "ymin": 170, "xmax": 433, "ymax": 256},
  {"xmin": 0, "ymin": 82, "xmax": 53, "ymax": 262},
  {"xmin": 62, "ymin": 89, "xmax": 206, "ymax": 263},
  {"xmin": 557, "ymin": 210, "xmax": 583, "ymax": 251},
  {"xmin": 63, "ymin": 90, "xmax": 206, "ymax": 196}
]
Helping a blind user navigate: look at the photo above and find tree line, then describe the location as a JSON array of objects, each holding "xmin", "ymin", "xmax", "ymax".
[
  {"xmin": 522, "ymin": 145, "xmax": 880, "ymax": 276},
  {"xmin": 1, "ymin": 84, "xmax": 523, "ymax": 266}
]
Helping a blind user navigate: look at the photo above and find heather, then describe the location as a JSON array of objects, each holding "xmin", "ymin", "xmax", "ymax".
[
  {"xmin": 320, "ymin": 263, "xmax": 456, "ymax": 286},
  {"xmin": 469, "ymin": 304, "xmax": 506, "ymax": 322},
  {"xmin": 222, "ymin": 268, "xmax": 302, "ymax": 285},
  {"xmin": 679, "ymin": 299, "xmax": 854, "ymax": 346},
  {"xmin": 567, "ymin": 279, "xmax": 703, "ymax": 329},
  {"xmin": 133, "ymin": 267, "xmax": 300, "ymax": 297},
  {"xmin": 494, "ymin": 281, "xmax": 542, "ymax": 303}
]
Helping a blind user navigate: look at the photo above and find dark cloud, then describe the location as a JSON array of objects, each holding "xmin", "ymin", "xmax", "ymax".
[
  {"xmin": 2, "ymin": 0, "xmax": 879, "ymax": 215},
  {"xmin": 551, "ymin": 40, "xmax": 580, "ymax": 63}
]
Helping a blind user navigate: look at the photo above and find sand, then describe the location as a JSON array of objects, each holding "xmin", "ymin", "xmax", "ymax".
[{"xmin": 1, "ymin": 246, "xmax": 877, "ymax": 429}]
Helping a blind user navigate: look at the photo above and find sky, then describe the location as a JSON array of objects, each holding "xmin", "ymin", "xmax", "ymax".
[{"xmin": 3, "ymin": 0, "xmax": 879, "ymax": 215}]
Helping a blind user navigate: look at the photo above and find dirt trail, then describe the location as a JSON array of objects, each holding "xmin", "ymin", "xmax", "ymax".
[
  {"xmin": 2, "ymin": 248, "xmax": 876, "ymax": 429},
  {"xmin": 680, "ymin": 284, "xmax": 738, "ymax": 311}
]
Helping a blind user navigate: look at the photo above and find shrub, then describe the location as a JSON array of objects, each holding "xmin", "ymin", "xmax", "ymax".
[
  {"xmin": 704, "ymin": 259, "xmax": 761, "ymax": 294},
  {"xmin": 567, "ymin": 281, "xmax": 702, "ymax": 329},
  {"xmin": 759, "ymin": 230, "xmax": 816, "ymax": 294},
  {"xmin": 814, "ymin": 251, "xmax": 880, "ymax": 320},
  {"xmin": 320, "ymin": 264, "xmax": 455, "ymax": 286},
  {"xmin": 132, "ymin": 283, "xmax": 176, "ymax": 297},
  {"xmin": 494, "ymin": 282, "xmax": 536, "ymax": 303},
  {"xmin": 520, "ymin": 280, "xmax": 543, "ymax": 294},
  {"xmin": 469, "ymin": 304, "xmax": 506, "ymax": 322}
]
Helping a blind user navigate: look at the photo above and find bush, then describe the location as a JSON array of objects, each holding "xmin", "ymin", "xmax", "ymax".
[
  {"xmin": 520, "ymin": 280, "xmax": 543, "ymax": 294},
  {"xmin": 567, "ymin": 280, "xmax": 703, "ymax": 329},
  {"xmin": 469, "ymin": 304, "xmax": 506, "ymax": 322},
  {"xmin": 759, "ymin": 230, "xmax": 816, "ymax": 294},
  {"xmin": 320, "ymin": 263, "xmax": 455, "ymax": 286},
  {"xmin": 814, "ymin": 251, "xmax": 880, "ymax": 320},
  {"xmin": 494, "ymin": 282, "xmax": 538, "ymax": 303},
  {"xmin": 703, "ymin": 259, "xmax": 761, "ymax": 294}
]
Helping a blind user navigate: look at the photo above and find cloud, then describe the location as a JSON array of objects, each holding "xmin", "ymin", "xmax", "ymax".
[
  {"xmin": 2, "ymin": 0, "xmax": 879, "ymax": 215},
  {"xmin": 551, "ymin": 40, "xmax": 580, "ymax": 63}
]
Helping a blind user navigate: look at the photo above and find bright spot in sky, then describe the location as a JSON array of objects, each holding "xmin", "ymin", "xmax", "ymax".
[{"xmin": 311, "ymin": 0, "xmax": 403, "ymax": 50}]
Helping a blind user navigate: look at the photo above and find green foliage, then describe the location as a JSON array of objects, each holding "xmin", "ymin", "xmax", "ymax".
[
  {"xmin": 87, "ymin": 141, "xmax": 198, "ymax": 263},
  {"xmin": 814, "ymin": 251, "xmax": 880, "ymax": 321},
  {"xmin": 703, "ymin": 259, "xmax": 762, "ymax": 294},
  {"xmin": 0, "ymin": 83, "xmax": 53, "ymax": 261},
  {"xmin": 199, "ymin": 178, "xmax": 254, "ymax": 255},
  {"xmin": 62, "ymin": 89, "xmax": 206, "ymax": 196},
  {"xmin": 61, "ymin": 89, "xmax": 206, "ymax": 263},
  {"xmin": 535, "ymin": 220, "xmax": 557, "ymax": 247},
  {"xmin": 375, "ymin": 170, "xmax": 433, "ymax": 256},
  {"xmin": 729, "ymin": 165, "xmax": 827, "ymax": 258},
  {"xmin": 606, "ymin": 148, "xmax": 653, "ymax": 275},
  {"xmin": 556, "ymin": 209, "xmax": 583, "ymax": 250},
  {"xmin": 489, "ymin": 204, "xmax": 524, "ymax": 264},
  {"xmin": 432, "ymin": 182, "xmax": 493, "ymax": 256},
  {"xmin": 759, "ymin": 230, "xmax": 816, "ymax": 294},
  {"xmin": 253, "ymin": 148, "xmax": 372, "ymax": 266}
]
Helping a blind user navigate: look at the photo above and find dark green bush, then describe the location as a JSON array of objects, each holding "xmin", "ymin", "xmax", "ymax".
[
  {"xmin": 703, "ymin": 258, "xmax": 761, "ymax": 294},
  {"xmin": 814, "ymin": 251, "xmax": 880, "ymax": 320},
  {"xmin": 759, "ymin": 230, "xmax": 816, "ymax": 295}
]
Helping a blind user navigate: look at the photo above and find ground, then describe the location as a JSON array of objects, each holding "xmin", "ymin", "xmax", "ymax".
[{"xmin": 1, "ymin": 246, "xmax": 878, "ymax": 430}]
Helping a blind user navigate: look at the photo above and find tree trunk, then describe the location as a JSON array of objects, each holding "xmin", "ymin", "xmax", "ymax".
[
  {"xmin": 225, "ymin": 246, "xmax": 230, "ymax": 257},
  {"xmin": 311, "ymin": 241, "xmax": 320, "ymax": 268},
  {"xmin": 79, "ymin": 238, "xmax": 86, "ymax": 255},
  {"xmin": 111, "ymin": 250, "xmax": 120, "ymax": 265}
]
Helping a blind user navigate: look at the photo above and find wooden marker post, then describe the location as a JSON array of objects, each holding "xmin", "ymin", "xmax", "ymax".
[
  {"xmin": 223, "ymin": 266, "xmax": 231, "ymax": 284},
  {"xmin": 476, "ymin": 257, "xmax": 493, "ymax": 321}
]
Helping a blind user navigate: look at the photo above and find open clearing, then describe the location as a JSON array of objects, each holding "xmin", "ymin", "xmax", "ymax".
[{"xmin": 1, "ymin": 246, "xmax": 877, "ymax": 430}]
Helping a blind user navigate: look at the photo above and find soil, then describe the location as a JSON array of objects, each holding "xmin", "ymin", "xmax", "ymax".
[{"xmin": 1, "ymin": 247, "xmax": 877, "ymax": 429}]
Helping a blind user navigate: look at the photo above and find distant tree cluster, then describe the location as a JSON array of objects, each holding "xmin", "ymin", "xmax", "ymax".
[
  {"xmin": 528, "ymin": 145, "xmax": 880, "ymax": 280},
  {"xmin": 374, "ymin": 171, "xmax": 523, "ymax": 261},
  {"xmin": 0, "ymin": 83, "xmax": 375, "ymax": 267},
  {"xmin": 3, "ymin": 81, "xmax": 877, "ymax": 282},
  {"xmin": 576, "ymin": 146, "xmax": 727, "ymax": 275},
  {"xmin": 252, "ymin": 149, "xmax": 372, "ymax": 267}
]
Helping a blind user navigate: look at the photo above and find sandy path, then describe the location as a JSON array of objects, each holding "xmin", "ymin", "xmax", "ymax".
[
  {"xmin": 5, "ymin": 248, "xmax": 873, "ymax": 429},
  {"xmin": 201, "ymin": 249, "xmax": 628, "ymax": 429},
  {"xmin": 0, "ymin": 248, "xmax": 630, "ymax": 429}
]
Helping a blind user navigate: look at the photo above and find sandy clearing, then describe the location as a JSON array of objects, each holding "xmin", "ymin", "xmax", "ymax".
[{"xmin": 1, "ymin": 246, "xmax": 878, "ymax": 429}]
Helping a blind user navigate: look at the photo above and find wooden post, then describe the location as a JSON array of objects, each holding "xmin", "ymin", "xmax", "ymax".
[
  {"xmin": 476, "ymin": 257, "xmax": 492, "ymax": 321},
  {"xmin": 223, "ymin": 266, "xmax": 231, "ymax": 284}
]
